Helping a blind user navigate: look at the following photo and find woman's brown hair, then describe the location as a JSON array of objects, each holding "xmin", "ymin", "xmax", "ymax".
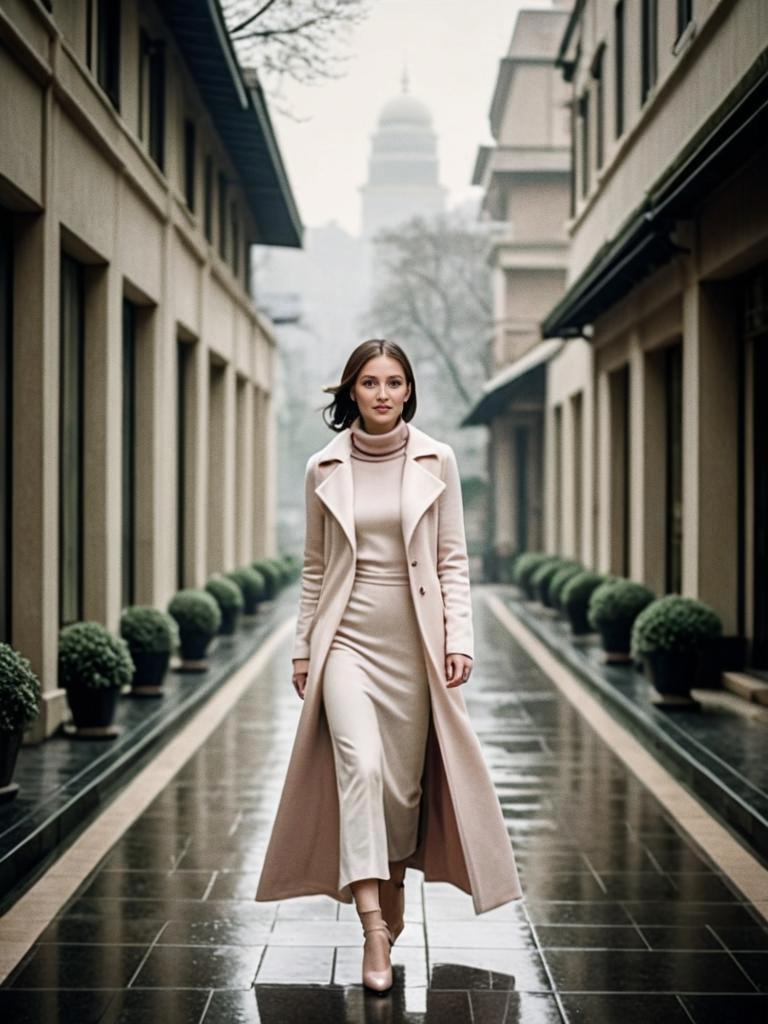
[{"xmin": 321, "ymin": 339, "xmax": 418, "ymax": 432}]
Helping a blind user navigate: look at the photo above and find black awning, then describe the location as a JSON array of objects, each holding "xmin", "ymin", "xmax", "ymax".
[
  {"xmin": 159, "ymin": 0, "xmax": 303, "ymax": 248},
  {"xmin": 542, "ymin": 52, "xmax": 768, "ymax": 338},
  {"xmin": 461, "ymin": 340, "xmax": 563, "ymax": 427}
]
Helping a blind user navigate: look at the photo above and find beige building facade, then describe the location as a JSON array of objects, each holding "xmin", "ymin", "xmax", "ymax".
[
  {"xmin": 0, "ymin": 0, "xmax": 302, "ymax": 739},
  {"xmin": 543, "ymin": 0, "xmax": 768, "ymax": 672},
  {"xmin": 463, "ymin": 7, "xmax": 572, "ymax": 574}
]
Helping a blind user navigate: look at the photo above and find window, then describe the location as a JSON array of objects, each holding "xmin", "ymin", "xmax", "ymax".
[
  {"xmin": 231, "ymin": 203, "xmax": 240, "ymax": 276},
  {"xmin": 614, "ymin": 0, "xmax": 625, "ymax": 138},
  {"xmin": 204, "ymin": 157, "xmax": 214, "ymax": 243},
  {"xmin": 176, "ymin": 341, "xmax": 191, "ymax": 589},
  {"xmin": 183, "ymin": 120, "xmax": 196, "ymax": 211},
  {"xmin": 665, "ymin": 343, "xmax": 683, "ymax": 593},
  {"xmin": 122, "ymin": 300, "xmax": 137, "ymax": 608},
  {"xmin": 571, "ymin": 392, "xmax": 584, "ymax": 559},
  {"xmin": 0, "ymin": 215, "xmax": 12, "ymax": 642},
  {"xmin": 592, "ymin": 45, "xmax": 605, "ymax": 172},
  {"xmin": 578, "ymin": 92, "xmax": 590, "ymax": 198},
  {"xmin": 87, "ymin": 0, "xmax": 121, "ymax": 110},
  {"xmin": 515, "ymin": 427, "xmax": 529, "ymax": 554},
  {"xmin": 139, "ymin": 30, "xmax": 165, "ymax": 170},
  {"xmin": 59, "ymin": 255, "xmax": 86, "ymax": 626},
  {"xmin": 244, "ymin": 239, "xmax": 252, "ymax": 296},
  {"xmin": 641, "ymin": 0, "xmax": 658, "ymax": 105},
  {"xmin": 218, "ymin": 173, "xmax": 228, "ymax": 260},
  {"xmin": 677, "ymin": 0, "xmax": 694, "ymax": 38}
]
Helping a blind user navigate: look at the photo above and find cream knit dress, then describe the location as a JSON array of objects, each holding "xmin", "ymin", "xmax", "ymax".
[{"xmin": 322, "ymin": 414, "xmax": 432, "ymax": 890}]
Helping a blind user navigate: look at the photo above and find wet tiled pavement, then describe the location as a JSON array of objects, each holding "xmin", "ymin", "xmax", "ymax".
[{"xmin": 2, "ymin": 587, "xmax": 767, "ymax": 1022}]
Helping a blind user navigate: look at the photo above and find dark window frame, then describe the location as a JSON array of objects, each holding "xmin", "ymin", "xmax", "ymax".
[
  {"xmin": 578, "ymin": 90, "xmax": 590, "ymax": 198},
  {"xmin": 614, "ymin": 0, "xmax": 625, "ymax": 138},
  {"xmin": 231, "ymin": 202, "xmax": 240, "ymax": 276},
  {"xmin": 176, "ymin": 340, "xmax": 190, "ymax": 590},
  {"xmin": 86, "ymin": 0, "xmax": 121, "ymax": 111},
  {"xmin": 203, "ymin": 157, "xmax": 214, "ymax": 243},
  {"xmin": 139, "ymin": 30, "xmax": 165, "ymax": 170},
  {"xmin": 183, "ymin": 119, "xmax": 196, "ymax": 212},
  {"xmin": 591, "ymin": 44, "xmax": 605, "ymax": 172},
  {"xmin": 676, "ymin": 0, "xmax": 694, "ymax": 39},
  {"xmin": 641, "ymin": 0, "xmax": 658, "ymax": 105},
  {"xmin": 59, "ymin": 254, "xmax": 86, "ymax": 627},
  {"xmin": 218, "ymin": 173, "xmax": 228, "ymax": 261}
]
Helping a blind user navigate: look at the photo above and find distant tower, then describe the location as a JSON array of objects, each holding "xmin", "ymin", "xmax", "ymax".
[{"xmin": 360, "ymin": 76, "xmax": 447, "ymax": 240}]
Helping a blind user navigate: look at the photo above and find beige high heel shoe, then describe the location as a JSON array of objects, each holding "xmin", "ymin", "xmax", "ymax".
[
  {"xmin": 359, "ymin": 908, "xmax": 393, "ymax": 994},
  {"xmin": 379, "ymin": 877, "xmax": 405, "ymax": 945}
]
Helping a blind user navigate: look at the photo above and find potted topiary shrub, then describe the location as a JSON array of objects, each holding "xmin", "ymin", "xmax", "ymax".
[
  {"xmin": 561, "ymin": 571, "xmax": 606, "ymax": 636},
  {"xmin": 206, "ymin": 575, "xmax": 244, "ymax": 635},
  {"xmin": 168, "ymin": 589, "xmax": 222, "ymax": 671},
  {"xmin": 226, "ymin": 567, "xmax": 266, "ymax": 617},
  {"xmin": 59, "ymin": 622, "xmax": 134, "ymax": 738},
  {"xmin": 119, "ymin": 606, "xmax": 177, "ymax": 697},
  {"xmin": 550, "ymin": 563, "xmax": 585, "ymax": 613},
  {"xmin": 512, "ymin": 552, "xmax": 551, "ymax": 600},
  {"xmin": 588, "ymin": 578, "xmax": 655, "ymax": 663},
  {"xmin": 280, "ymin": 553, "xmax": 301, "ymax": 583},
  {"xmin": 0, "ymin": 643, "xmax": 41, "ymax": 801},
  {"xmin": 632, "ymin": 595, "xmax": 723, "ymax": 707},
  {"xmin": 267, "ymin": 557, "xmax": 290, "ymax": 588},
  {"xmin": 533, "ymin": 558, "xmax": 581, "ymax": 610},
  {"xmin": 253, "ymin": 560, "xmax": 281, "ymax": 601}
]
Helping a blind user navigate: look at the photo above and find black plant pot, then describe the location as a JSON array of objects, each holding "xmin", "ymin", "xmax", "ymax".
[
  {"xmin": 65, "ymin": 684, "xmax": 120, "ymax": 738},
  {"xmin": 130, "ymin": 650, "xmax": 170, "ymax": 696},
  {"xmin": 178, "ymin": 630, "xmax": 212, "ymax": 670},
  {"xmin": 597, "ymin": 621, "xmax": 634, "ymax": 662},
  {"xmin": 242, "ymin": 595, "xmax": 259, "ymax": 616},
  {"xmin": 0, "ymin": 728, "xmax": 23, "ymax": 802},
  {"xmin": 219, "ymin": 608, "xmax": 240, "ymax": 636},
  {"xmin": 643, "ymin": 649, "xmax": 700, "ymax": 707},
  {"xmin": 566, "ymin": 604, "xmax": 592, "ymax": 636}
]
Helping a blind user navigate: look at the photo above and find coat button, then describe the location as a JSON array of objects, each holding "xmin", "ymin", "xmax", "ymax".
[
  {"xmin": 419, "ymin": 585, "xmax": 425, "ymax": 595},
  {"xmin": 411, "ymin": 560, "xmax": 417, "ymax": 566}
]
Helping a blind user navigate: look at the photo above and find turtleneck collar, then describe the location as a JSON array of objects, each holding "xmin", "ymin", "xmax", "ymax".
[{"xmin": 350, "ymin": 414, "xmax": 409, "ymax": 461}]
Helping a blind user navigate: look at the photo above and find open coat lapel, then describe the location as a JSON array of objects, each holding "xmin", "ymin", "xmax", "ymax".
[{"xmin": 313, "ymin": 423, "xmax": 446, "ymax": 553}]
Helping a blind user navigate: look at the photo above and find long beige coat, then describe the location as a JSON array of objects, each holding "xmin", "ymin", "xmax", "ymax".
[{"xmin": 255, "ymin": 422, "xmax": 522, "ymax": 913}]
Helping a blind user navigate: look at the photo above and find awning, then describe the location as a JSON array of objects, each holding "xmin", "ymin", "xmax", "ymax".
[
  {"xmin": 159, "ymin": 0, "xmax": 303, "ymax": 248},
  {"xmin": 461, "ymin": 339, "xmax": 564, "ymax": 427},
  {"xmin": 542, "ymin": 50, "xmax": 768, "ymax": 338}
]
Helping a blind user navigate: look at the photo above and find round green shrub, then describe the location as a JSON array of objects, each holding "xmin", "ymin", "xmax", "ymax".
[
  {"xmin": 631, "ymin": 595, "xmax": 722, "ymax": 656},
  {"xmin": 226, "ymin": 567, "xmax": 266, "ymax": 611},
  {"xmin": 532, "ymin": 558, "xmax": 579, "ymax": 606},
  {"xmin": 550, "ymin": 564, "xmax": 585, "ymax": 610},
  {"xmin": 119, "ymin": 606, "xmax": 176, "ymax": 654},
  {"xmin": 512, "ymin": 552, "xmax": 551, "ymax": 594},
  {"xmin": 168, "ymin": 589, "xmax": 222, "ymax": 637},
  {"xmin": 267, "ymin": 557, "xmax": 290, "ymax": 585},
  {"xmin": 588, "ymin": 578, "xmax": 655, "ymax": 630},
  {"xmin": 253, "ymin": 560, "xmax": 281, "ymax": 599},
  {"xmin": 59, "ymin": 622, "xmax": 134, "ymax": 691},
  {"xmin": 561, "ymin": 571, "xmax": 606, "ymax": 613},
  {"xmin": 205, "ymin": 575, "xmax": 244, "ymax": 613},
  {"xmin": 0, "ymin": 643, "xmax": 41, "ymax": 732}
]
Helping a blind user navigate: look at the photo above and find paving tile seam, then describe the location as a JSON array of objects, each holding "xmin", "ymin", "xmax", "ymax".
[
  {"xmin": 483, "ymin": 592, "xmax": 768, "ymax": 925},
  {"xmin": 0, "ymin": 618, "xmax": 294, "ymax": 986}
]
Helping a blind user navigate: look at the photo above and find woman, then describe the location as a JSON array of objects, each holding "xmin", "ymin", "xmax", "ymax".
[{"xmin": 255, "ymin": 339, "xmax": 522, "ymax": 993}]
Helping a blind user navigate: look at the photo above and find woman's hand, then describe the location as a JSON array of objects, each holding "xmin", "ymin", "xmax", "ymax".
[
  {"xmin": 445, "ymin": 653, "xmax": 473, "ymax": 688},
  {"xmin": 292, "ymin": 658, "xmax": 310, "ymax": 699}
]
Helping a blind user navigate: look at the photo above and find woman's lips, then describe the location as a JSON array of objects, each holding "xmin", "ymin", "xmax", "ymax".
[{"xmin": 374, "ymin": 406, "xmax": 391, "ymax": 411}]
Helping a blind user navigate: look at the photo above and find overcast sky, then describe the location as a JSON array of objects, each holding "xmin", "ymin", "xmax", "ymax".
[{"xmin": 266, "ymin": 0, "xmax": 558, "ymax": 235}]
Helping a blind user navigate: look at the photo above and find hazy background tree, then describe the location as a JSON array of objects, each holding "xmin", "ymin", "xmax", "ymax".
[{"xmin": 223, "ymin": 0, "xmax": 371, "ymax": 110}]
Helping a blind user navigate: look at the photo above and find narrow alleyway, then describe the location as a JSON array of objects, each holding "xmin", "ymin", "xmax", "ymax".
[{"xmin": 1, "ymin": 588, "xmax": 766, "ymax": 1023}]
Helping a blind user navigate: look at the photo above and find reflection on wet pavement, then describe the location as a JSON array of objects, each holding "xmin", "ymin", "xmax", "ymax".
[{"xmin": 1, "ymin": 589, "xmax": 766, "ymax": 1022}]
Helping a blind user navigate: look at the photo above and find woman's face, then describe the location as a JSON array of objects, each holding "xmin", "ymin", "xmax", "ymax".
[{"xmin": 350, "ymin": 354, "xmax": 411, "ymax": 433}]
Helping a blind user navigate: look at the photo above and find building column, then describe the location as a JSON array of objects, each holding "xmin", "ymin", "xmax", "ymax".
[
  {"xmin": 235, "ymin": 377, "xmax": 254, "ymax": 566},
  {"xmin": 681, "ymin": 279, "xmax": 739, "ymax": 631},
  {"xmin": 492, "ymin": 418, "xmax": 516, "ymax": 555},
  {"xmin": 631, "ymin": 341, "xmax": 666, "ymax": 593},
  {"xmin": 14, "ymin": 213, "xmax": 67, "ymax": 741},
  {"xmin": 83, "ymin": 263, "xmax": 122, "ymax": 629}
]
